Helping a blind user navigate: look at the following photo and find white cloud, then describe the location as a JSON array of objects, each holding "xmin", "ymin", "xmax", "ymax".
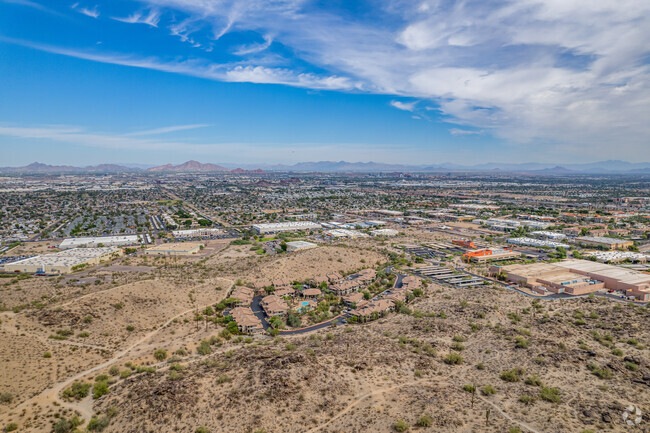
[
  {"xmin": 125, "ymin": 124, "xmax": 210, "ymax": 136},
  {"xmin": 390, "ymin": 100, "xmax": 417, "ymax": 111},
  {"xmin": 9, "ymin": 0, "xmax": 650, "ymax": 158},
  {"xmin": 449, "ymin": 128, "xmax": 483, "ymax": 136},
  {"xmin": 234, "ymin": 34, "xmax": 273, "ymax": 56},
  {"xmin": 75, "ymin": 4, "xmax": 99, "ymax": 18},
  {"xmin": 113, "ymin": 9, "xmax": 160, "ymax": 27}
]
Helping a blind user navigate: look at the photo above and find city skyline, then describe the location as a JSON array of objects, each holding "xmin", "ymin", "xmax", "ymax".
[{"xmin": 1, "ymin": 0, "xmax": 649, "ymax": 165}]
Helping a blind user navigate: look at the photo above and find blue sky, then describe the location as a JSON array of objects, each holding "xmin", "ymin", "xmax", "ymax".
[{"xmin": 1, "ymin": 0, "xmax": 649, "ymax": 166}]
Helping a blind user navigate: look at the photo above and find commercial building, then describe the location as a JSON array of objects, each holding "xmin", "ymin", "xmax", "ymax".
[
  {"xmin": 530, "ymin": 231, "xmax": 567, "ymax": 240},
  {"xmin": 463, "ymin": 248, "xmax": 520, "ymax": 263},
  {"xmin": 575, "ymin": 236, "xmax": 634, "ymax": 250},
  {"xmin": 144, "ymin": 242, "xmax": 203, "ymax": 256},
  {"xmin": 370, "ymin": 229, "xmax": 399, "ymax": 237},
  {"xmin": 325, "ymin": 229, "xmax": 368, "ymax": 239},
  {"xmin": 4, "ymin": 247, "xmax": 122, "ymax": 275},
  {"xmin": 490, "ymin": 262, "xmax": 605, "ymax": 295},
  {"xmin": 252, "ymin": 221, "xmax": 321, "ymax": 234},
  {"xmin": 507, "ymin": 237, "xmax": 570, "ymax": 249},
  {"xmin": 285, "ymin": 241, "xmax": 318, "ymax": 252},
  {"xmin": 172, "ymin": 228, "xmax": 221, "ymax": 238},
  {"xmin": 453, "ymin": 240, "xmax": 477, "ymax": 249},
  {"xmin": 59, "ymin": 235, "xmax": 144, "ymax": 249},
  {"xmin": 585, "ymin": 251, "xmax": 648, "ymax": 263},
  {"xmin": 554, "ymin": 260, "xmax": 650, "ymax": 301}
]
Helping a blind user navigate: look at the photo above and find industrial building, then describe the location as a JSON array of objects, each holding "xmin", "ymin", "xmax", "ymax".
[
  {"xmin": 585, "ymin": 251, "xmax": 648, "ymax": 263},
  {"xmin": 530, "ymin": 231, "xmax": 567, "ymax": 240},
  {"xmin": 144, "ymin": 242, "xmax": 203, "ymax": 256},
  {"xmin": 4, "ymin": 247, "xmax": 122, "ymax": 274},
  {"xmin": 59, "ymin": 235, "xmax": 145, "ymax": 249},
  {"xmin": 490, "ymin": 262, "xmax": 605, "ymax": 295},
  {"xmin": 172, "ymin": 228, "xmax": 221, "ymax": 238},
  {"xmin": 252, "ymin": 221, "xmax": 321, "ymax": 234},
  {"xmin": 370, "ymin": 228, "xmax": 398, "ymax": 237},
  {"xmin": 575, "ymin": 236, "xmax": 634, "ymax": 250},
  {"xmin": 285, "ymin": 241, "xmax": 318, "ymax": 252},
  {"xmin": 507, "ymin": 237, "xmax": 569, "ymax": 249},
  {"xmin": 554, "ymin": 260, "xmax": 650, "ymax": 301},
  {"xmin": 325, "ymin": 229, "xmax": 368, "ymax": 239},
  {"xmin": 463, "ymin": 248, "xmax": 520, "ymax": 263}
]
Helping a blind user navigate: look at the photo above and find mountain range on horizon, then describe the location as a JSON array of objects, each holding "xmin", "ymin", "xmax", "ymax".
[{"xmin": 2, "ymin": 160, "xmax": 650, "ymax": 174}]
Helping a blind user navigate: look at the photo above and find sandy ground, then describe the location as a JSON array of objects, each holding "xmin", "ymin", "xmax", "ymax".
[{"xmin": 1, "ymin": 239, "xmax": 648, "ymax": 433}]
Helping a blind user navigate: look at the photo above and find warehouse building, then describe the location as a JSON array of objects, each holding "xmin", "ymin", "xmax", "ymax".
[
  {"xmin": 370, "ymin": 228, "xmax": 399, "ymax": 237},
  {"xmin": 285, "ymin": 241, "xmax": 318, "ymax": 252},
  {"xmin": 59, "ymin": 235, "xmax": 144, "ymax": 249},
  {"xmin": 490, "ymin": 262, "xmax": 605, "ymax": 295},
  {"xmin": 144, "ymin": 242, "xmax": 203, "ymax": 256},
  {"xmin": 252, "ymin": 221, "xmax": 321, "ymax": 234},
  {"xmin": 4, "ymin": 247, "xmax": 122, "ymax": 274},
  {"xmin": 172, "ymin": 228, "xmax": 221, "ymax": 238},
  {"xmin": 554, "ymin": 260, "xmax": 650, "ymax": 301},
  {"xmin": 575, "ymin": 236, "xmax": 634, "ymax": 250}
]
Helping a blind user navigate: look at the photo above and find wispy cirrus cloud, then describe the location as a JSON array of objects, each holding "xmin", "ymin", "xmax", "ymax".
[
  {"xmin": 4, "ymin": 0, "xmax": 650, "ymax": 159},
  {"xmin": 113, "ymin": 8, "xmax": 160, "ymax": 27},
  {"xmin": 72, "ymin": 3, "xmax": 99, "ymax": 18},
  {"xmin": 125, "ymin": 124, "xmax": 210, "ymax": 136},
  {"xmin": 449, "ymin": 128, "xmax": 483, "ymax": 136}
]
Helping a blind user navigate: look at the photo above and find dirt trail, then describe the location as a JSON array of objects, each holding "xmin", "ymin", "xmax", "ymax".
[
  {"xmin": 476, "ymin": 394, "xmax": 544, "ymax": 433},
  {"xmin": 306, "ymin": 379, "xmax": 427, "ymax": 433},
  {"xmin": 13, "ymin": 281, "xmax": 234, "ymax": 423}
]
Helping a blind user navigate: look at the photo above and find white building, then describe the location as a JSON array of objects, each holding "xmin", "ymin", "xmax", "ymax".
[
  {"xmin": 507, "ymin": 237, "xmax": 569, "ymax": 249},
  {"xmin": 286, "ymin": 241, "xmax": 318, "ymax": 252},
  {"xmin": 530, "ymin": 231, "xmax": 567, "ymax": 240},
  {"xmin": 252, "ymin": 221, "xmax": 321, "ymax": 234},
  {"xmin": 371, "ymin": 229, "xmax": 399, "ymax": 237},
  {"xmin": 4, "ymin": 247, "xmax": 122, "ymax": 274},
  {"xmin": 325, "ymin": 229, "xmax": 369, "ymax": 239},
  {"xmin": 173, "ymin": 228, "xmax": 221, "ymax": 238},
  {"xmin": 59, "ymin": 235, "xmax": 144, "ymax": 249}
]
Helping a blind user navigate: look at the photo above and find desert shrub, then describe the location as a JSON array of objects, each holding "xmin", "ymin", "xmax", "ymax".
[
  {"xmin": 153, "ymin": 349, "xmax": 167, "ymax": 361},
  {"xmin": 625, "ymin": 362, "xmax": 639, "ymax": 371},
  {"xmin": 519, "ymin": 394, "xmax": 536, "ymax": 404},
  {"xmin": 95, "ymin": 374, "xmax": 108, "ymax": 382},
  {"xmin": 87, "ymin": 416, "xmax": 110, "ymax": 431},
  {"xmin": 92, "ymin": 382, "xmax": 110, "ymax": 399},
  {"xmin": 481, "ymin": 385, "xmax": 496, "ymax": 395},
  {"xmin": 78, "ymin": 331, "xmax": 89, "ymax": 338},
  {"xmin": 120, "ymin": 370, "xmax": 131, "ymax": 379},
  {"xmin": 509, "ymin": 428, "xmax": 522, "ymax": 433},
  {"xmin": 500, "ymin": 368, "xmax": 524, "ymax": 382},
  {"xmin": 109, "ymin": 365, "xmax": 120, "ymax": 376},
  {"xmin": 514, "ymin": 337, "xmax": 530, "ymax": 349},
  {"xmin": 539, "ymin": 386, "xmax": 561, "ymax": 403},
  {"xmin": 393, "ymin": 420, "xmax": 409, "ymax": 432},
  {"xmin": 611, "ymin": 348, "xmax": 623, "ymax": 356},
  {"xmin": 126, "ymin": 325, "xmax": 134, "ymax": 332},
  {"xmin": 452, "ymin": 335, "xmax": 466, "ymax": 342},
  {"xmin": 195, "ymin": 427, "xmax": 210, "ymax": 433},
  {"xmin": 463, "ymin": 384, "xmax": 476, "ymax": 393},
  {"xmin": 0, "ymin": 393, "xmax": 13, "ymax": 404},
  {"xmin": 62, "ymin": 382, "xmax": 91, "ymax": 400},
  {"xmin": 524, "ymin": 375, "xmax": 542, "ymax": 387},
  {"xmin": 587, "ymin": 363, "xmax": 612, "ymax": 379},
  {"xmin": 416, "ymin": 415, "xmax": 433, "ymax": 427},
  {"xmin": 197, "ymin": 340, "xmax": 212, "ymax": 355},
  {"xmin": 451, "ymin": 342, "xmax": 465, "ymax": 351},
  {"xmin": 5, "ymin": 423, "xmax": 18, "ymax": 432},
  {"xmin": 444, "ymin": 353, "xmax": 463, "ymax": 365},
  {"xmin": 43, "ymin": 352, "xmax": 52, "ymax": 358}
]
